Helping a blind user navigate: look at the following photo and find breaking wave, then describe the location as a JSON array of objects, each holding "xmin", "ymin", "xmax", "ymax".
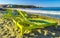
[{"xmin": 16, "ymin": 8, "xmax": 60, "ymax": 19}]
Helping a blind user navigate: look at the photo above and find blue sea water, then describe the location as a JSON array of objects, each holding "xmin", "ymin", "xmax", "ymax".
[
  {"xmin": 31, "ymin": 7, "xmax": 60, "ymax": 19},
  {"xmin": 31, "ymin": 7, "xmax": 60, "ymax": 11}
]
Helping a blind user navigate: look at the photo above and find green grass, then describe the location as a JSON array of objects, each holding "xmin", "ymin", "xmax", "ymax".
[{"xmin": 2, "ymin": 8, "xmax": 58, "ymax": 36}]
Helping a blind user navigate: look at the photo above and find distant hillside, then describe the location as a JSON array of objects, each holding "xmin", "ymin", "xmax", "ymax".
[
  {"xmin": 0, "ymin": 4, "xmax": 40, "ymax": 8},
  {"xmin": 10, "ymin": 5, "xmax": 40, "ymax": 8}
]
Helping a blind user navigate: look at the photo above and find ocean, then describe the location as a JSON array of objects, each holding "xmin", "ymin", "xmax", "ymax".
[{"xmin": 31, "ymin": 7, "xmax": 60, "ymax": 19}]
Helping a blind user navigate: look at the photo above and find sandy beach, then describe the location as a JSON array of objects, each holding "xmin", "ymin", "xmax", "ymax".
[
  {"xmin": 0, "ymin": 0, "xmax": 60, "ymax": 38},
  {"xmin": 17, "ymin": 8, "xmax": 60, "ymax": 25},
  {"xmin": 0, "ymin": 8, "xmax": 60, "ymax": 38},
  {"xmin": 16, "ymin": 8, "xmax": 60, "ymax": 15}
]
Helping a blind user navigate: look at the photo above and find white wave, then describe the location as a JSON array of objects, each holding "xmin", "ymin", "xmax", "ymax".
[{"xmin": 14, "ymin": 8, "xmax": 60, "ymax": 15}]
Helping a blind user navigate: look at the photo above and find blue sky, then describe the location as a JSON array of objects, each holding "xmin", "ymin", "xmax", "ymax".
[{"xmin": 0, "ymin": 0, "xmax": 60, "ymax": 7}]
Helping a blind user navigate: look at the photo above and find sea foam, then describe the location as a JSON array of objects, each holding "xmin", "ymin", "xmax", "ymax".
[
  {"xmin": 15, "ymin": 8, "xmax": 60, "ymax": 18},
  {"xmin": 17, "ymin": 8, "xmax": 60, "ymax": 15}
]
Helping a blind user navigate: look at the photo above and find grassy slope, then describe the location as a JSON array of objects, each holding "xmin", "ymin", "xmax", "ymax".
[
  {"xmin": 0, "ymin": 10, "xmax": 60, "ymax": 38},
  {"xmin": 38, "ymin": 15, "xmax": 60, "ymax": 25}
]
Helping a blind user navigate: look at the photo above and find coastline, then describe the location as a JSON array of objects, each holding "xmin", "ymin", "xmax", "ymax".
[
  {"xmin": 11, "ymin": 8, "xmax": 60, "ymax": 25},
  {"xmin": 16, "ymin": 8, "xmax": 60, "ymax": 15},
  {"xmin": 9, "ymin": 8, "xmax": 60, "ymax": 15},
  {"xmin": 0, "ymin": 8, "xmax": 60, "ymax": 38},
  {"xmin": 18, "ymin": 8, "xmax": 60, "ymax": 25}
]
